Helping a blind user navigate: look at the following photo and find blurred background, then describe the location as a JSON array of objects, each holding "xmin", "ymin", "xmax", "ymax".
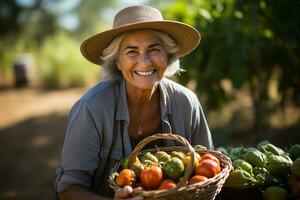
[{"xmin": 0, "ymin": 0, "xmax": 299, "ymax": 199}]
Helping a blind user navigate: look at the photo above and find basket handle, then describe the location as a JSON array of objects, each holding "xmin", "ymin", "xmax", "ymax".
[{"xmin": 128, "ymin": 133, "xmax": 197, "ymax": 189}]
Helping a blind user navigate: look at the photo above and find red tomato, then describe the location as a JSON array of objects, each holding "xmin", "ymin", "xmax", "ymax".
[
  {"xmin": 115, "ymin": 169, "xmax": 136, "ymax": 187},
  {"xmin": 195, "ymin": 159, "xmax": 221, "ymax": 178},
  {"xmin": 158, "ymin": 179, "xmax": 176, "ymax": 190},
  {"xmin": 201, "ymin": 153, "xmax": 220, "ymax": 164},
  {"xmin": 188, "ymin": 175, "xmax": 208, "ymax": 185},
  {"xmin": 140, "ymin": 166, "xmax": 163, "ymax": 189}
]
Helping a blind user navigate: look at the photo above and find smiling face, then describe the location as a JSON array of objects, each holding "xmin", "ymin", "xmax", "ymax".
[{"xmin": 116, "ymin": 30, "xmax": 168, "ymax": 93}]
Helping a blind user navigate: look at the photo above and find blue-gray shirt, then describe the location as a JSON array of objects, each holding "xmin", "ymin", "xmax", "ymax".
[{"xmin": 55, "ymin": 77, "xmax": 213, "ymax": 197}]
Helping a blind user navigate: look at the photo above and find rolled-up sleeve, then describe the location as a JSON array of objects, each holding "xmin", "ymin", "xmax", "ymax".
[{"xmin": 55, "ymin": 99, "xmax": 101, "ymax": 192}]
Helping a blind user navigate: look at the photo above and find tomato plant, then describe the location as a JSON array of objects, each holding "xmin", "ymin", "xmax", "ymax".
[{"xmin": 140, "ymin": 166, "xmax": 163, "ymax": 189}]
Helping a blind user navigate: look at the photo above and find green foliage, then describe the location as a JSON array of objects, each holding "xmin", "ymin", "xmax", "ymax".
[
  {"xmin": 162, "ymin": 0, "xmax": 300, "ymax": 130},
  {"xmin": 0, "ymin": 0, "xmax": 115, "ymax": 88},
  {"xmin": 0, "ymin": 37, "xmax": 34, "ymax": 86},
  {"xmin": 0, "ymin": 32, "xmax": 100, "ymax": 88},
  {"xmin": 0, "ymin": 40, "xmax": 14, "ymax": 86},
  {"xmin": 73, "ymin": 0, "xmax": 116, "ymax": 36},
  {"xmin": 38, "ymin": 32, "xmax": 100, "ymax": 88}
]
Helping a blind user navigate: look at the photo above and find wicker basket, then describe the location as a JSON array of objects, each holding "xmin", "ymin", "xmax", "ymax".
[{"xmin": 109, "ymin": 133, "xmax": 233, "ymax": 200}]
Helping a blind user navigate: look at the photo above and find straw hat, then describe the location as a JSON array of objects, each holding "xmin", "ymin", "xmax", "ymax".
[{"xmin": 80, "ymin": 5, "xmax": 201, "ymax": 65}]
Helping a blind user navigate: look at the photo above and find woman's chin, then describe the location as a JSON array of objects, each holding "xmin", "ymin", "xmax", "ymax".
[
  {"xmin": 132, "ymin": 80, "xmax": 160, "ymax": 91},
  {"xmin": 131, "ymin": 75, "xmax": 161, "ymax": 90}
]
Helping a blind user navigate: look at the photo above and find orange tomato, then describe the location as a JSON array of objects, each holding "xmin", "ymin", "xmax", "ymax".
[
  {"xmin": 115, "ymin": 169, "xmax": 136, "ymax": 187},
  {"xmin": 188, "ymin": 175, "xmax": 208, "ymax": 185},
  {"xmin": 140, "ymin": 166, "xmax": 163, "ymax": 189},
  {"xmin": 201, "ymin": 153, "xmax": 220, "ymax": 164},
  {"xmin": 158, "ymin": 179, "xmax": 177, "ymax": 190},
  {"xmin": 195, "ymin": 159, "xmax": 221, "ymax": 178}
]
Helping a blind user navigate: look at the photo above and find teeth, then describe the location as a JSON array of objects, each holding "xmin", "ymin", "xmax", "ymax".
[{"xmin": 135, "ymin": 70, "xmax": 155, "ymax": 76}]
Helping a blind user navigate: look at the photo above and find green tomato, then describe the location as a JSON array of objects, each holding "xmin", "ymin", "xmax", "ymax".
[{"xmin": 233, "ymin": 159, "xmax": 253, "ymax": 174}]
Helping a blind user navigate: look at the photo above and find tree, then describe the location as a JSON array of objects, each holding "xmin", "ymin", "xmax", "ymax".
[
  {"xmin": 0, "ymin": 0, "xmax": 117, "ymax": 87},
  {"xmin": 73, "ymin": 0, "xmax": 116, "ymax": 37},
  {"xmin": 162, "ymin": 0, "xmax": 300, "ymax": 131},
  {"xmin": 0, "ymin": 0, "xmax": 58, "ymax": 44}
]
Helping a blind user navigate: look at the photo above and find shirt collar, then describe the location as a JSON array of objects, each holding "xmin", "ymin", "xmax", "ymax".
[{"xmin": 115, "ymin": 77, "xmax": 172, "ymax": 122}]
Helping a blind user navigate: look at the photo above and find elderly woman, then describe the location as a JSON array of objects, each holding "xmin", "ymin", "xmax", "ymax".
[{"xmin": 56, "ymin": 5, "xmax": 213, "ymax": 200}]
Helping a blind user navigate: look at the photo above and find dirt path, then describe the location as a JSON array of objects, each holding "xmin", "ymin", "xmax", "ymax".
[
  {"xmin": 0, "ymin": 88, "xmax": 85, "ymax": 129},
  {"xmin": 0, "ymin": 87, "xmax": 85, "ymax": 200}
]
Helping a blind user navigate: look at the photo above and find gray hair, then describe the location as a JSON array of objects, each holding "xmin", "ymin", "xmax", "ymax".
[{"xmin": 100, "ymin": 29, "xmax": 184, "ymax": 81}]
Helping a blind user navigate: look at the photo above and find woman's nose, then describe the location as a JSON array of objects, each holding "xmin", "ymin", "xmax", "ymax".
[{"xmin": 138, "ymin": 53, "xmax": 152, "ymax": 67}]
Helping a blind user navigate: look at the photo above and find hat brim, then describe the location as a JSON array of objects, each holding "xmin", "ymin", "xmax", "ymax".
[{"xmin": 80, "ymin": 20, "xmax": 201, "ymax": 65}]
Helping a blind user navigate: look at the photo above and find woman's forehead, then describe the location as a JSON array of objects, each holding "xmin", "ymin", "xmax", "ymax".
[{"xmin": 120, "ymin": 30, "xmax": 163, "ymax": 48}]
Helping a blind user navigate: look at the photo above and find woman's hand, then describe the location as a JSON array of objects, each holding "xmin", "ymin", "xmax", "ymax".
[{"xmin": 114, "ymin": 185, "xmax": 144, "ymax": 200}]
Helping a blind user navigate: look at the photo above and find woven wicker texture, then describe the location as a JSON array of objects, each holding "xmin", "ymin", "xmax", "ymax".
[{"xmin": 109, "ymin": 133, "xmax": 233, "ymax": 200}]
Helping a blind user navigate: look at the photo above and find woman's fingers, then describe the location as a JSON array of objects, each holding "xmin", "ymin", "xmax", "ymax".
[
  {"xmin": 133, "ymin": 187, "xmax": 143, "ymax": 193},
  {"xmin": 115, "ymin": 185, "xmax": 133, "ymax": 198},
  {"xmin": 130, "ymin": 187, "xmax": 144, "ymax": 200},
  {"xmin": 130, "ymin": 196, "xmax": 144, "ymax": 200},
  {"xmin": 114, "ymin": 185, "xmax": 144, "ymax": 200}
]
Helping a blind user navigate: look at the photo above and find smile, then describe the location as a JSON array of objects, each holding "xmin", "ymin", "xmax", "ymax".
[{"xmin": 134, "ymin": 70, "xmax": 156, "ymax": 76}]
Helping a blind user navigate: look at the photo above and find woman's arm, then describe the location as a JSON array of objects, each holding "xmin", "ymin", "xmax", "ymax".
[
  {"xmin": 59, "ymin": 185, "xmax": 144, "ymax": 200},
  {"xmin": 59, "ymin": 185, "xmax": 110, "ymax": 200}
]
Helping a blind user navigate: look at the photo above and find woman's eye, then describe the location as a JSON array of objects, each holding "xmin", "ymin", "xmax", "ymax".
[
  {"xmin": 149, "ymin": 48, "xmax": 161, "ymax": 54},
  {"xmin": 126, "ymin": 50, "xmax": 138, "ymax": 56}
]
